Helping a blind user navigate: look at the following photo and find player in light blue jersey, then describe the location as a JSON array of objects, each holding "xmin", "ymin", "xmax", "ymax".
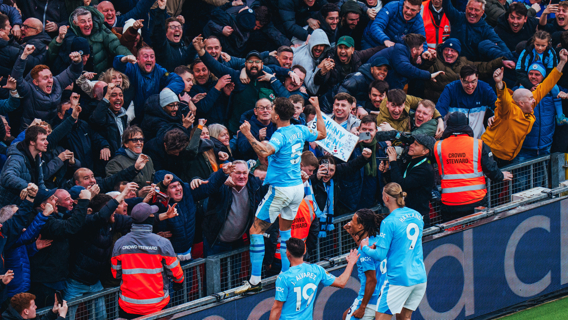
[
  {"xmin": 360, "ymin": 182, "xmax": 427, "ymax": 320},
  {"xmin": 237, "ymin": 97, "xmax": 327, "ymax": 294},
  {"xmin": 269, "ymin": 238, "xmax": 359, "ymax": 320},
  {"xmin": 343, "ymin": 209, "xmax": 386, "ymax": 320}
]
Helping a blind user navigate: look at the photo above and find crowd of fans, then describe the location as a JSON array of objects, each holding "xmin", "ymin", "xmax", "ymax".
[{"xmin": 0, "ymin": 0, "xmax": 563, "ymax": 317}]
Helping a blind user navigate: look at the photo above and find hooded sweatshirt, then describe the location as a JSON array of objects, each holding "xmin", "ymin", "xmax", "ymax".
[{"xmin": 292, "ymin": 29, "xmax": 330, "ymax": 95}]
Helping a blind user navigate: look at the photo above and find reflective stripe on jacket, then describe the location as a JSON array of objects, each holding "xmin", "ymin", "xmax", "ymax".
[
  {"xmin": 435, "ymin": 135, "xmax": 486, "ymax": 205},
  {"xmin": 422, "ymin": 0, "xmax": 451, "ymax": 48},
  {"xmin": 275, "ymin": 199, "xmax": 316, "ymax": 259},
  {"xmin": 111, "ymin": 224, "xmax": 184, "ymax": 315}
]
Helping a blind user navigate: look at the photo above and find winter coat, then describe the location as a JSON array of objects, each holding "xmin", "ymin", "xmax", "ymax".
[
  {"xmin": 30, "ymin": 199, "xmax": 89, "ymax": 284},
  {"xmin": 199, "ymin": 51, "xmax": 275, "ymax": 133},
  {"xmin": 3, "ymin": 305, "xmax": 63, "ymax": 320},
  {"xmin": 376, "ymin": 94, "xmax": 442, "ymax": 132},
  {"xmin": 203, "ymin": 7, "xmax": 252, "ymax": 57},
  {"xmin": 437, "ymin": 80, "xmax": 497, "ymax": 139},
  {"xmin": 495, "ymin": 14, "xmax": 538, "ymax": 52},
  {"xmin": 520, "ymin": 84, "xmax": 560, "ymax": 151},
  {"xmin": 388, "ymin": 155, "xmax": 435, "ymax": 216},
  {"xmin": 202, "ymin": 174, "xmax": 267, "ymax": 247},
  {"xmin": 114, "ymin": 0, "xmax": 155, "ymax": 28},
  {"xmin": 89, "ymin": 99, "xmax": 127, "ymax": 156},
  {"xmin": 17, "ymin": 0, "xmax": 66, "ymax": 27},
  {"xmin": 363, "ymin": 0, "xmax": 427, "ymax": 50},
  {"xmin": 59, "ymin": 117, "xmax": 110, "ymax": 171},
  {"xmin": 140, "ymin": 94, "xmax": 189, "ymax": 141},
  {"xmin": 143, "ymin": 127, "xmax": 201, "ymax": 177},
  {"xmin": 106, "ymin": 148, "xmax": 155, "ymax": 186},
  {"xmin": 67, "ymin": 6, "xmax": 132, "ymax": 74},
  {"xmin": 12, "ymin": 54, "xmax": 82, "ymax": 130},
  {"xmin": 5, "ymin": 211, "xmax": 48, "ymax": 297},
  {"xmin": 113, "ymin": 55, "xmax": 185, "ymax": 121},
  {"xmin": 292, "ymin": 29, "xmax": 331, "ymax": 95},
  {"xmin": 369, "ymin": 43, "xmax": 431, "ymax": 89},
  {"xmin": 236, "ymin": 109, "xmax": 277, "ymax": 160},
  {"xmin": 485, "ymin": 0, "xmax": 508, "ymax": 27},
  {"xmin": 22, "ymin": 32, "xmax": 52, "ymax": 57},
  {"xmin": 151, "ymin": 8, "xmax": 196, "ymax": 72},
  {"xmin": 0, "ymin": 144, "xmax": 46, "ymax": 208},
  {"xmin": 0, "ymin": 37, "xmax": 47, "ymax": 78},
  {"xmin": 153, "ymin": 169, "xmax": 228, "ymax": 254},
  {"xmin": 516, "ymin": 47, "xmax": 557, "ymax": 90},
  {"xmin": 180, "ymin": 137, "xmax": 216, "ymax": 183},
  {"xmin": 69, "ymin": 199, "xmax": 132, "ymax": 285},
  {"xmin": 481, "ymin": 69, "xmax": 562, "ymax": 160},
  {"xmin": 314, "ymin": 45, "xmax": 383, "ymax": 95},
  {"xmin": 443, "ymin": 0, "xmax": 511, "ymax": 61},
  {"xmin": 190, "ymin": 78, "xmax": 227, "ymax": 125},
  {"xmin": 424, "ymin": 46, "xmax": 504, "ymax": 102},
  {"xmin": 279, "ymin": 0, "xmax": 328, "ymax": 41}
]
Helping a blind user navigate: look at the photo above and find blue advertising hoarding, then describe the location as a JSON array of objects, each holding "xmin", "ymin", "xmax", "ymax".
[{"xmin": 174, "ymin": 198, "xmax": 568, "ymax": 319}]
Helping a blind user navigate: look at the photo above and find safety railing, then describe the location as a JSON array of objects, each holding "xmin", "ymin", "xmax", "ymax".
[
  {"xmin": 36, "ymin": 259, "xmax": 207, "ymax": 319},
  {"xmin": 35, "ymin": 153, "xmax": 567, "ymax": 319}
]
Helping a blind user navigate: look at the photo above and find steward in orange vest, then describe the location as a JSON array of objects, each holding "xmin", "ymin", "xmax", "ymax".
[
  {"xmin": 435, "ymin": 112, "xmax": 507, "ymax": 222},
  {"xmin": 421, "ymin": 0, "xmax": 451, "ymax": 48},
  {"xmin": 111, "ymin": 203, "xmax": 184, "ymax": 318}
]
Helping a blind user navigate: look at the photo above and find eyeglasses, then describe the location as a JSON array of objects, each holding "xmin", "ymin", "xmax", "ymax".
[
  {"xmin": 247, "ymin": 60, "xmax": 262, "ymax": 64},
  {"xmin": 22, "ymin": 24, "xmax": 39, "ymax": 31},
  {"xmin": 256, "ymin": 106, "xmax": 273, "ymax": 111},
  {"xmin": 168, "ymin": 25, "xmax": 182, "ymax": 30},
  {"xmin": 127, "ymin": 138, "xmax": 145, "ymax": 143}
]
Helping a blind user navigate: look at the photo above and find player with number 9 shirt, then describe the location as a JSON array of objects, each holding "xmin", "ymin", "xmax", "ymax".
[
  {"xmin": 269, "ymin": 238, "xmax": 359, "ymax": 320},
  {"xmin": 237, "ymin": 97, "xmax": 327, "ymax": 295},
  {"xmin": 360, "ymin": 182, "xmax": 427, "ymax": 320}
]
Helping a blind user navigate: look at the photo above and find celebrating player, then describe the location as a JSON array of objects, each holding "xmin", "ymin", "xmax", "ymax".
[
  {"xmin": 343, "ymin": 209, "xmax": 386, "ymax": 320},
  {"xmin": 269, "ymin": 238, "xmax": 359, "ymax": 320},
  {"xmin": 236, "ymin": 97, "xmax": 326, "ymax": 294},
  {"xmin": 360, "ymin": 183, "xmax": 426, "ymax": 320}
]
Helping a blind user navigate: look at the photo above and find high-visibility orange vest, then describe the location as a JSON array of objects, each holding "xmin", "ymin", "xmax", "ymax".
[
  {"xmin": 275, "ymin": 199, "xmax": 316, "ymax": 259},
  {"xmin": 434, "ymin": 135, "xmax": 487, "ymax": 206},
  {"xmin": 422, "ymin": 0, "xmax": 450, "ymax": 48}
]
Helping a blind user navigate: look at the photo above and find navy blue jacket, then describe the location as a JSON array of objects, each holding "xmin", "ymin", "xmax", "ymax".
[
  {"xmin": 115, "ymin": 0, "xmax": 155, "ymax": 27},
  {"xmin": 69, "ymin": 199, "xmax": 132, "ymax": 285},
  {"xmin": 519, "ymin": 85, "xmax": 560, "ymax": 151},
  {"xmin": 153, "ymin": 169, "xmax": 228, "ymax": 254},
  {"xmin": 140, "ymin": 94, "xmax": 190, "ymax": 140},
  {"xmin": 0, "ymin": 144, "xmax": 46, "ymax": 208},
  {"xmin": 363, "ymin": 0, "xmax": 427, "ymax": 50},
  {"xmin": 320, "ymin": 62, "xmax": 374, "ymax": 113},
  {"xmin": 369, "ymin": 43, "xmax": 431, "ymax": 90},
  {"xmin": 279, "ymin": 0, "xmax": 328, "ymax": 41},
  {"xmin": 5, "ymin": 210, "xmax": 48, "ymax": 297},
  {"xmin": 59, "ymin": 117, "xmax": 110, "ymax": 171},
  {"xmin": 189, "ymin": 78, "xmax": 227, "ymax": 125},
  {"xmin": 202, "ymin": 174, "xmax": 268, "ymax": 247},
  {"xmin": 443, "ymin": 0, "xmax": 511, "ymax": 61},
  {"xmin": 237, "ymin": 109, "xmax": 277, "ymax": 160}
]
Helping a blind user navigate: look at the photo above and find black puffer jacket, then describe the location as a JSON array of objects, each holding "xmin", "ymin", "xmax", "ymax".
[
  {"xmin": 279, "ymin": 0, "xmax": 328, "ymax": 41},
  {"xmin": 22, "ymin": 32, "xmax": 53, "ymax": 57},
  {"xmin": 68, "ymin": 199, "xmax": 132, "ymax": 285},
  {"xmin": 0, "ymin": 37, "xmax": 46, "ymax": 77},
  {"xmin": 89, "ymin": 99, "xmax": 127, "ymax": 156},
  {"xmin": 30, "ymin": 199, "xmax": 89, "ymax": 284},
  {"xmin": 140, "ymin": 94, "xmax": 190, "ymax": 141},
  {"xmin": 494, "ymin": 14, "xmax": 538, "ymax": 52},
  {"xmin": 314, "ymin": 46, "xmax": 383, "ymax": 95}
]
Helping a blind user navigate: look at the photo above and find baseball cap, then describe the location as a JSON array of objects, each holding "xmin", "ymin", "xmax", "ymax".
[
  {"xmin": 34, "ymin": 188, "xmax": 57, "ymax": 207},
  {"xmin": 337, "ymin": 36, "xmax": 354, "ymax": 48},
  {"xmin": 246, "ymin": 50, "xmax": 262, "ymax": 60},
  {"xmin": 131, "ymin": 202, "xmax": 159, "ymax": 223},
  {"xmin": 371, "ymin": 57, "xmax": 390, "ymax": 69}
]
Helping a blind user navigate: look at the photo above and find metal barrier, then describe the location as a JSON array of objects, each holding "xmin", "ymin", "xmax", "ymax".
[
  {"xmin": 36, "ymin": 259, "xmax": 206, "ymax": 319},
  {"xmin": 35, "ymin": 153, "xmax": 568, "ymax": 319}
]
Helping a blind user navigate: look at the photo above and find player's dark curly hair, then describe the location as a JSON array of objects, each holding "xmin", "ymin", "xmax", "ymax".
[
  {"xmin": 274, "ymin": 97, "xmax": 296, "ymax": 121},
  {"xmin": 353, "ymin": 208, "xmax": 384, "ymax": 242}
]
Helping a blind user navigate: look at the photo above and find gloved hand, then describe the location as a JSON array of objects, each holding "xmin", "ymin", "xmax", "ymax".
[
  {"xmin": 173, "ymin": 281, "xmax": 184, "ymax": 292},
  {"xmin": 318, "ymin": 231, "xmax": 327, "ymax": 238}
]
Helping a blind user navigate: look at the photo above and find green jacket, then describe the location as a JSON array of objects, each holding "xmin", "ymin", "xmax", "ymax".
[
  {"xmin": 410, "ymin": 112, "xmax": 438, "ymax": 137},
  {"xmin": 68, "ymin": 6, "xmax": 132, "ymax": 73}
]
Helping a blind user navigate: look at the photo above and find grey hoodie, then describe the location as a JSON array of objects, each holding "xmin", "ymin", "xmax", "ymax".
[{"xmin": 292, "ymin": 29, "xmax": 330, "ymax": 95}]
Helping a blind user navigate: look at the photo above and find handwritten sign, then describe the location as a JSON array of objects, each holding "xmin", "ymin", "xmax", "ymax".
[{"xmin": 308, "ymin": 114, "xmax": 359, "ymax": 162}]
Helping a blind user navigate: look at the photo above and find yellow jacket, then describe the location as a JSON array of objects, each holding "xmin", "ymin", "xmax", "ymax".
[
  {"xmin": 481, "ymin": 68, "xmax": 562, "ymax": 161},
  {"xmin": 375, "ymin": 95, "xmax": 442, "ymax": 132}
]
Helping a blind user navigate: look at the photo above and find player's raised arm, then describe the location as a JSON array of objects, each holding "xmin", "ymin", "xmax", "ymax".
[
  {"xmin": 331, "ymin": 249, "xmax": 359, "ymax": 288},
  {"xmin": 240, "ymin": 121, "xmax": 276, "ymax": 158},
  {"xmin": 308, "ymin": 97, "xmax": 327, "ymax": 141},
  {"xmin": 269, "ymin": 300, "xmax": 284, "ymax": 320}
]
